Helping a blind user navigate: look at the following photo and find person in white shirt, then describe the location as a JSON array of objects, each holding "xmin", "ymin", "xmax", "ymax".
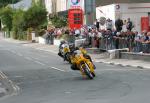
[{"xmin": 106, "ymin": 18, "xmax": 113, "ymax": 31}]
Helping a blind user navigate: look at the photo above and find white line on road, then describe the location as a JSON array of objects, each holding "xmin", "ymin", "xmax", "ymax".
[
  {"xmin": 96, "ymin": 68, "xmax": 150, "ymax": 71},
  {"xmin": 31, "ymin": 57, "xmax": 42, "ymax": 61},
  {"xmin": 50, "ymin": 67, "xmax": 66, "ymax": 72},
  {"xmin": 14, "ymin": 76, "xmax": 24, "ymax": 78},
  {"xmin": 0, "ymin": 71, "xmax": 8, "ymax": 79},
  {"xmin": 36, "ymin": 48, "xmax": 57, "ymax": 54},
  {"xmin": 0, "ymin": 71, "xmax": 20, "ymax": 94},
  {"xmin": 34, "ymin": 61, "xmax": 46, "ymax": 66},
  {"xmin": 8, "ymin": 80, "xmax": 20, "ymax": 93},
  {"xmin": 24, "ymin": 57, "xmax": 46, "ymax": 66}
]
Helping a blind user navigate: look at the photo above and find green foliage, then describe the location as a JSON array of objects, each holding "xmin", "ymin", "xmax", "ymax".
[
  {"xmin": 0, "ymin": 0, "xmax": 21, "ymax": 8},
  {"xmin": 0, "ymin": 2, "xmax": 48, "ymax": 39},
  {"xmin": 0, "ymin": 7, "xmax": 13, "ymax": 31},
  {"xmin": 12, "ymin": 9, "xmax": 25, "ymax": 39},
  {"xmin": 38, "ymin": 29, "xmax": 46, "ymax": 36},
  {"xmin": 18, "ymin": 31, "xmax": 27, "ymax": 40},
  {"xmin": 50, "ymin": 15, "xmax": 67, "ymax": 28},
  {"xmin": 24, "ymin": 4, "xmax": 47, "ymax": 29},
  {"xmin": 32, "ymin": 0, "xmax": 44, "ymax": 7}
]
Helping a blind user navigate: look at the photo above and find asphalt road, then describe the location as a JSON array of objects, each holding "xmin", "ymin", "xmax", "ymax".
[{"xmin": 0, "ymin": 40, "xmax": 150, "ymax": 103}]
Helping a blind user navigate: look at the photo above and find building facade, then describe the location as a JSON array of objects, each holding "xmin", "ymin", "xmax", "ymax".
[
  {"xmin": 96, "ymin": 3, "xmax": 150, "ymax": 33},
  {"xmin": 57, "ymin": 0, "xmax": 67, "ymax": 12},
  {"xmin": 44, "ymin": 0, "xmax": 96, "ymax": 26}
]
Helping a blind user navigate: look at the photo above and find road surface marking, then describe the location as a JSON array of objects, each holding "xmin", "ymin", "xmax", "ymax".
[
  {"xmin": 34, "ymin": 61, "xmax": 46, "ymax": 66},
  {"xmin": 51, "ymin": 67, "xmax": 66, "ymax": 72},
  {"xmin": 14, "ymin": 76, "xmax": 24, "ymax": 78},
  {"xmin": 36, "ymin": 48, "xmax": 57, "ymax": 54},
  {"xmin": 0, "ymin": 71, "xmax": 8, "ymax": 79},
  {"xmin": 8, "ymin": 80, "xmax": 20, "ymax": 94},
  {"xmin": 96, "ymin": 68, "xmax": 150, "ymax": 71},
  {"xmin": 0, "ymin": 71, "xmax": 20, "ymax": 94},
  {"xmin": 32, "ymin": 57, "xmax": 42, "ymax": 61}
]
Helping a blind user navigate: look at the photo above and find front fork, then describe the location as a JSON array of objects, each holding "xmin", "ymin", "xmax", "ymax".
[{"xmin": 80, "ymin": 64, "xmax": 87, "ymax": 78}]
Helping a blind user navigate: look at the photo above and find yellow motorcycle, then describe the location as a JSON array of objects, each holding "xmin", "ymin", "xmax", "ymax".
[{"xmin": 70, "ymin": 50, "xmax": 96, "ymax": 79}]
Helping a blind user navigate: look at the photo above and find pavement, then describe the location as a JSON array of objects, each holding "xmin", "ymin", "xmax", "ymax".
[
  {"xmin": 0, "ymin": 72, "xmax": 10, "ymax": 98},
  {"xmin": 0, "ymin": 81, "xmax": 6, "ymax": 98},
  {"xmin": 3, "ymin": 38, "xmax": 150, "ymax": 70},
  {"xmin": 0, "ymin": 70, "xmax": 19, "ymax": 98}
]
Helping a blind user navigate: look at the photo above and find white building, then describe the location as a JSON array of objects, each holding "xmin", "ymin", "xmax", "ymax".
[
  {"xmin": 57, "ymin": 0, "xmax": 67, "ymax": 12},
  {"xmin": 96, "ymin": 3, "xmax": 150, "ymax": 33},
  {"xmin": 44, "ymin": 0, "xmax": 67, "ymax": 14},
  {"xmin": 45, "ymin": 0, "xmax": 53, "ymax": 13}
]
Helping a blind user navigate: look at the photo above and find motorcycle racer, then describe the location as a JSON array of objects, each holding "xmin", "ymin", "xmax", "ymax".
[{"xmin": 70, "ymin": 47, "xmax": 96, "ymax": 70}]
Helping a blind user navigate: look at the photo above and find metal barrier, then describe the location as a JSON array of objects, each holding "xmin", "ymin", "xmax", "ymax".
[
  {"xmin": 66, "ymin": 34, "xmax": 150, "ymax": 53},
  {"xmin": 141, "ymin": 43, "xmax": 150, "ymax": 53},
  {"xmin": 99, "ymin": 37, "xmax": 150, "ymax": 53},
  {"xmin": 99, "ymin": 37, "xmax": 117, "ymax": 50}
]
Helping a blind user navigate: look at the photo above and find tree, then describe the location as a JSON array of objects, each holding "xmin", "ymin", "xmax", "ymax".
[
  {"xmin": 0, "ymin": 7, "xmax": 13, "ymax": 33},
  {"xmin": 50, "ymin": 15, "xmax": 67, "ymax": 28},
  {"xmin": 23, "ymin": 4, "xmax": 47, "ymax": 30},
  {"xmin": 12, "ymin": 9, "xmax": 25, "ymax": 39},
  {"xmin": 0, "ymin": 0, "xmax": 21, "ymax": 8},
  {"xmin": 32, "ymin": 0, "xmax": 45, "ymax": 7}
]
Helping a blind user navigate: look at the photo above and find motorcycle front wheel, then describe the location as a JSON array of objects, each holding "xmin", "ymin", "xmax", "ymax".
[{"xmin": 83, "ymin": 63, "xmax": 94, "ymax": 79}]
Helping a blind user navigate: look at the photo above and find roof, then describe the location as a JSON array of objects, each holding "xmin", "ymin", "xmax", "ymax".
[{"xmin": 10, "ymin": 0, "xmax": 31, "ymax": 10}]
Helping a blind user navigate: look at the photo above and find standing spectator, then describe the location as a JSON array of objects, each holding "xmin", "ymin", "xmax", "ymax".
[
  {"xmin": 49, "ymin": 29, "xmax": 54, "ymax": 45},
  {"xmin": 113, "ymin": 31, "xmax": 121, "ymax": 49},
  {"xmin": 134, "ymin": 31, "xmax": 142, "ymax": 42},
  {"xmin": 44, "ymin": 30, "xmax": 49, "ymax": 44},
  {"xmin": 126, "ymin": 18, "xmax": 133, "ymax": 31},
  {"xmin": 106, "ymin": 18, "xmax": 113, "ymax": 31},
  {"xmin": 88, "ymin": 29, "xmax": 92, "ymax": 47},
  {"xmin": 75, "ymin": 28, "xmax": 80, "ymax": 37},
  {"xmin": 115, "ymin": 18, "xmax": 123, "ymax": 32},
  {"xmin": 141, "ymin": 31, "xmax": 148, "ymax": 42},
  {"xmin": 127, "ymin": 30, "xmax": 135, "ymax": 51},
  {"xmin": 80, "ymin": 27, "xmax": 85, "ymax": 38},
  {"xmin": 141, "ymin": 31, "xmax": 149, "ymax": 53},
  {"xmin": 96, "ymin": 31, "xmax": 103, "ymax": 48},
  {"xmin": 95, "ymin": 19, "xmax": 100, "ymax": 31},
  {"xmin": 46, "ymin": 29, "xmax": 54, "ymax": 44},
  {"xmin": 134, "ymin": 31, "xmax": 142, "ymax": 52},
  {"xmin": 122, "ymin": 20, "xmax": 127, "ymax": 32},
  {"xmin": 57, "ymin": 28, "xmax": 62, "ymax": 36}
]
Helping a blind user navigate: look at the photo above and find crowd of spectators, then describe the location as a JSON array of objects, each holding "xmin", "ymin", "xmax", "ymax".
[{"xmin": 43, "ymin": 18, "xmax": 150, "ymax": 53}]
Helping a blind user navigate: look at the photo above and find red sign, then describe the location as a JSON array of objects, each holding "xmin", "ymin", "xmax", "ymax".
[
  {"xmin": 141, "ymin": 17, "xmax": 149, "ymax": 32},
  {"xmin": 68, "ymin": 8, "xmax": 83, "ymax": 29}
]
